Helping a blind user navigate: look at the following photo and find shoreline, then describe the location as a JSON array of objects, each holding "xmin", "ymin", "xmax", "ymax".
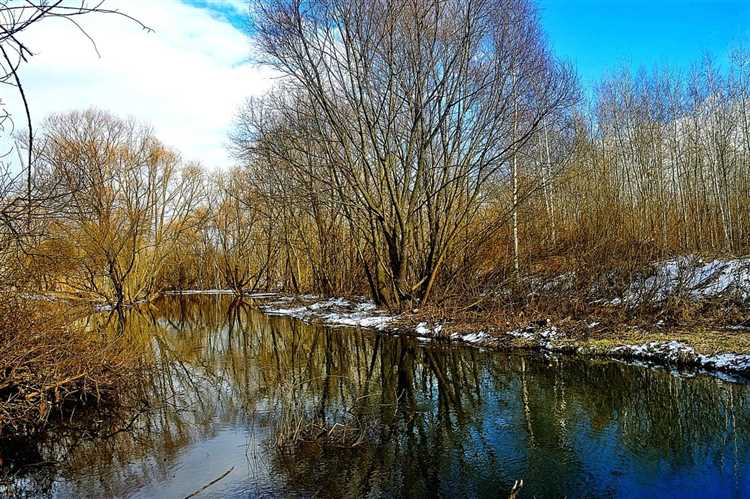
[
  {"xmin": 40, "ymin": 288, "xmax": 747, "ymax": 380},
  {"xmin": 236, "ymin": 292, "xmax": 750, "ymax": 379}
]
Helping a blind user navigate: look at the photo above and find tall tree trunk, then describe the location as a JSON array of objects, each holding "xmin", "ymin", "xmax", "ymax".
[{"xmin": 512, "ymin": 70, "xmax": 520, "ymax": 280}]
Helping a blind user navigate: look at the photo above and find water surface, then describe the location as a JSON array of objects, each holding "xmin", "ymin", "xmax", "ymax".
[{"xmin": 6, "ymin": 295, "xmax": 750, "ymax": 498}]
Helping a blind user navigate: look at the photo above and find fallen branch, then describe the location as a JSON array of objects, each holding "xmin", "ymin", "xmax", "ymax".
[{"xmin": 183, "ymin": 467, "xmax": 234, "ymax": 499}]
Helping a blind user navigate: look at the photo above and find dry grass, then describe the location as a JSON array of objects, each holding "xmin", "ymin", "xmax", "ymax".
[
  {"xmin": 274, "ymin": 416, "xmax": 377, "ymax": 450},
  {"xmin": 270, "ymin": 378, "xmax": 387, "ymax": 451},
  {"xmin": 586, "ymin": 327, "xmax": 750, "ymax": 356},
  {"xmin": 0, "ymin": 295, "xmax": 144, "ymax": 438}
]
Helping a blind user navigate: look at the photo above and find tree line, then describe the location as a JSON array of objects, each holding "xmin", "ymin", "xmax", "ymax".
[{"xmin": 3, "ymin": 0, "xmax": 750, "ymax": 313}]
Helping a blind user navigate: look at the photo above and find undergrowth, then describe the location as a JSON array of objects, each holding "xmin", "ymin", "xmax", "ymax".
[{"xmin": 0, "ymin": 295, "xmax": 144, "ymax": 439}]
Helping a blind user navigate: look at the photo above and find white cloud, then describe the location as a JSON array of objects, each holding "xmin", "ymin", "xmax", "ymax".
[{"xmin": 1, "ymin": 0, "xmax": 274, "ymax": 170}]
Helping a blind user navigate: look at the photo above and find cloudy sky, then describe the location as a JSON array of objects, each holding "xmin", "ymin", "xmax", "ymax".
[
  {"xmin": 3, "ymin": 0, "xmax": 748, "ymax": 170},
  {"xmin": 3, "ymin": 0, "xmax": 274, "ymax": 170}
]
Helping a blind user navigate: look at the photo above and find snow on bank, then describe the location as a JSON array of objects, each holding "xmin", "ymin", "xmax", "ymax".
[
  {"xmin": 509, "ymin": 325, "xmax": 560, "ymax": 348},
  {"xmin": 260, "ymin": 297, "xmax": 395, "ymax": 329},
  {"xmin": 165, "ymin": 289, "xmax": 234, "ymax": 295},
  {"xmin": 611, "ymin": 341, "xmax": 750, "ymax": 373},
  {"xmin": 501, "ymin": 322, "xmax": 750, "ymax": 375},
  {"xmin": 162, "ymin": 291, "xmax": 750, "ymax": 377},
  {"xmin": 444, "ymin": 318, "xmax": 750, "ymax": 376},
  {"xmin": 619, "ymin": 256, "xmax": 750, "ymax": 305},
  {"xmin": 408, "ymin": 322, "xmax": 496, "ymax": 347},
  {"xmin": 163, "ymin": 289, "xmax": 281, "ymax": 297},
  {"xmin": 415, "ymin": 322, "xmax": 443, "ymax": 337},
  {"xmin": 94, "ymin": 299, "xmax": 150, "ymax": 312},
  {"xmin": 453, "ymin": 331, "xmax": 492, "ymax": 345}
]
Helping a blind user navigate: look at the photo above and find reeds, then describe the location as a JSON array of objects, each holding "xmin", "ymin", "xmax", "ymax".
[{"xmin": 270, "ymin": 379, "xmax": 387, "ymax": 451}]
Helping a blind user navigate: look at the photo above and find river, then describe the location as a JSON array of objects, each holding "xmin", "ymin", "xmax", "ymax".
[{"xmin": 5, "ymin": 295, "xmax": 750, "ymax": 498}]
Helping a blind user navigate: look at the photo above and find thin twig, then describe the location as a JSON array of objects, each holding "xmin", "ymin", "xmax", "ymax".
[{"xmin": 183, "ymin": 467, "xmax": 234, "ymax": 499}]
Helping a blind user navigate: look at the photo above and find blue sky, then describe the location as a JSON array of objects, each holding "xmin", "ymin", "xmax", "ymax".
[
  {"xmin": 536, "ymin": 0, "xmax": 750, "ymax": 88},
  {"xmin": 184, "ymin": 0, "xmax": 750, "ymax": 90},
  {"xmin": 182, "ymin": 0, "xmax": 250, "ymax": 31}
]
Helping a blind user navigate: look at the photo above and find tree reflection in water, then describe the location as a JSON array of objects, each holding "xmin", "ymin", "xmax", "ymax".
[{"xmin": 3, "ymin": 295, "xmax": 750, "ymax": 498}]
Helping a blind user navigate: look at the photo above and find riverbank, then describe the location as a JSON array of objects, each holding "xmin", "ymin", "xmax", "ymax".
[
  {"xmin": 17, "ymin": 284, "xmax": 750, "ymax": 391},
  {"xmin": 252, "ymin": 293, "xmax": 750, "ymax": 378}
]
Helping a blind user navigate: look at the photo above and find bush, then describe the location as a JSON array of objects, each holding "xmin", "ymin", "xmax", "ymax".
[{"xmin": 0, "ymin": 295, "xmax": 142, "ymax": 438}]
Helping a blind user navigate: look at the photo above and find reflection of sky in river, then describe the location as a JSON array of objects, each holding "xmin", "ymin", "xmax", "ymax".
[{"xmin": 32, "ymin": 296, "xmax": 750, "ymax": 498}]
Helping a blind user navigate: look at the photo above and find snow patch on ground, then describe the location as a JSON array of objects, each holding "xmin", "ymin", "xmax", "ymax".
[
  {"xmin": 529, "ymin": 271, "xmax": 577, "ymax": 294},
  {"xmin": 308, "ymin": 297, "xmax": 350, "ymax": 310},
  {"xmin": 414, "ymin": 322, "xmax": 444, "ymax": 337},
  {"xmin": 325, "ymin": 313, "xmax": 394, "ymax": 329},
  {"xmin": 611, "ymin": 341, "xmax": 750, "ymax": 373},
  {"xmin": 414, "ymin": 322, "xmax": 450, "ymax": 340},
  {"xmin": 164, "ymin": 289, "xmax": 237, "ymax": 295},
  {"xmin": 415, "ymin": 322, "xmax": 432, "ymax": 335},
  {"xmin": 611, "ymin": 341, "xmax": 695, "ymax": 363},
  {"xmin": 617, "ymin": 256, "xmax": 750, "ymax": 305},
  {"xmin": 507, "ymin": 323, "xmax": 558, "ymax": 348},
  {"xmin": 163, "ymin": 289, "xmax": 282, "ymax": 298},
  {"xmin": 460, "ymin": 331, "xmax": 492, "ymax": 345},
  {"xmin": 538, "ymin": 327, "xmax": 559, "ymax": 348},
  {"xmin": 260, "ymin": 297, "xmax": 395, "ymax": 330},
  {"xmin": 93, "ymin": 299, "xmax": 149, "ymax": 312},
  {"xmin": 508, "ymin": 328, "xmax": 535, "ymax": 340}
]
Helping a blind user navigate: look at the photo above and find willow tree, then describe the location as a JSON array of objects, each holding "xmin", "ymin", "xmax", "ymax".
[
  {"xmin": 34, "ymin": 110, "xmax": 203, "ymax": 309},
  {"xmin": 249, "ymin": 0, "xmax": 576, "ymax": 307},
  {"xmin": 211, "ymin": 168, "xmax": 280, "ymax": 295}
]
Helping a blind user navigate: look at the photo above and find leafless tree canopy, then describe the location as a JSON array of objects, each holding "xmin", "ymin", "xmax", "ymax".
[
  {"xmin": 239, "ymin": 0, "xmax": 577, "ymax": 306},
  {"xmin": 0, "ymin": 1, "xmax": 149, "ymax": 234}
]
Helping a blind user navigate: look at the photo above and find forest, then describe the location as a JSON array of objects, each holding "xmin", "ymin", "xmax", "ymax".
[
  {"xmin": 6, "ymin": 2, "xmax": 750, "ymax": 311},
  {"xmin": 2, "ymin": 0, "xmax": 750, "ymax": 478}
]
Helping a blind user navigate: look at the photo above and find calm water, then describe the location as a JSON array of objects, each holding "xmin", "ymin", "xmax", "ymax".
[{"xmin": 5, "ymin": 295, "xmax": 750, "ymax": 498}]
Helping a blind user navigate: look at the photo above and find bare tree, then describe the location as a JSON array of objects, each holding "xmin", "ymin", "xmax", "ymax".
[
  {"xmin": 211, "ymin": 167, "xmax": 278, "ymax": 295},
  {"xmin": 0, "ymin": 1, "xmax": 149, "ymax": 227},
  {"xmin": 33, "ymin": 109, "xmax": 202, "ymax": 309},
  {"xmin": 247, "ymin": 0, "xmax": 577, "ymax": 307}
]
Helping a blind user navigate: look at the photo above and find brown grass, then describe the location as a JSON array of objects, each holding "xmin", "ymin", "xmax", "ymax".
[{"xmin": 585, "ymin": 327, "xmax": 750, "ymax": 356}]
